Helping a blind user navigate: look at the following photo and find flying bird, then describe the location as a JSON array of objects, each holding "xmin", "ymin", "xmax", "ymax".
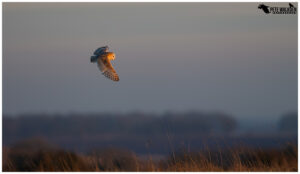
[
  {"xmin": 91, "ymin": 46, "xmax": 119, "ymax": 81},
  {"xmin": 289, "ymin": 3, "xmax": 295, "ymax": 8}
]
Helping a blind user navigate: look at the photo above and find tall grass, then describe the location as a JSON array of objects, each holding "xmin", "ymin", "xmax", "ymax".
[{"xmin": 3, "ymin": 142, "xmax": 297, "ymax": 171}]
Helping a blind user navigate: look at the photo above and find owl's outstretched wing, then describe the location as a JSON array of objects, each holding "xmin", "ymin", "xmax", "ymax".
[{"xmin": 97, "ymin": 57, "xmax": 119, "ymax": 82}]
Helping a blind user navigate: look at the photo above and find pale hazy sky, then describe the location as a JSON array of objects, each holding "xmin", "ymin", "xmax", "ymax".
[{"xmin": 3, "ymin": 3, "xmax": 298, "ymax": 121}]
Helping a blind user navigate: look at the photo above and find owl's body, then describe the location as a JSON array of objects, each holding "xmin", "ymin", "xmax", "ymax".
[{"xmin": 91, "ymin": 46, "xmax": 119, "ymax": 81}]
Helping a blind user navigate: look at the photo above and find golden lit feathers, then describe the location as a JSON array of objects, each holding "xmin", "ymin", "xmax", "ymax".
[
  {"xmin": 91, "ymin": 46, "xmax": 119, "ymax": 82},
  {"xmin": 96, "ymin": 53, "xmax": 119, "ymax": 82}
]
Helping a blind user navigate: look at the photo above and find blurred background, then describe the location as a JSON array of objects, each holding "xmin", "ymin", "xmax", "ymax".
[{"xmin": 2, "ymin": 2, "xmax": 298, "ymax": 171}]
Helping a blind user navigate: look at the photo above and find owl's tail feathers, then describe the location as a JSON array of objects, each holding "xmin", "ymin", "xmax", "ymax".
[{"xmin": 91, "ymin": 56, "xmax": 98, "ymax": 62}]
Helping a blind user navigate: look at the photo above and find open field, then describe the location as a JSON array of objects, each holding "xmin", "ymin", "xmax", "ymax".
[{"xmin": 3, "ymin": 113, "xmax": 297, "ymax": 171}]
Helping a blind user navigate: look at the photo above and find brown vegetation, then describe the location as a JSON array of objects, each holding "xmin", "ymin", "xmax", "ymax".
[{"xmin": 3, "ymin": 139, "xmax": 297, "ymax": 172}]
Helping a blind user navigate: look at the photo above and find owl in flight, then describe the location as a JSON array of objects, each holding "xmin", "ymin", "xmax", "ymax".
[{"xmin": 91, "ymin": 46, "xmax": 119, "ymax": 81}]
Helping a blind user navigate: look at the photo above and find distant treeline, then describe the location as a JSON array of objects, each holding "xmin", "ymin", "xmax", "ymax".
[
  {"xmin": 278, "ymin": 112, "xmax": 298, "ymax": 133},
  {"xmin": 3, "ymin": 111, "xmax": 236, "ymax": 139},
  {"xmin": 3, "ymin": 111, "xmax": 297, "ymax": 154}
]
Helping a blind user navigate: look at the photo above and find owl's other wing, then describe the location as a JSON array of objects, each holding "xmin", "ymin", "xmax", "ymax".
[
  {"xmin": 94, "ymin": 46, "xmax": 109, "ymax": 56},
  {"xmin": 97, "ymin": 57, "xmax": 119, "ymax": 82}
]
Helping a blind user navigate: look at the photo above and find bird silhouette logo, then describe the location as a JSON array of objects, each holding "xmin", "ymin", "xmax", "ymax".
[
  {"xmin": 289, "ymin": 3, "xmax": 295, "ymax": 8},
  {"xmin": 258, "ymin": 3, "xmax": 297, "ymax": 14},
  {"xmin": 258, "ymin": 4, "xmax": 270, "ymax": 14}
]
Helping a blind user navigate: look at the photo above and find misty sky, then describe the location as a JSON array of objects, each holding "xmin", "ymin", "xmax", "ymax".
[{"xmin": 3, "ymin": 3, "xmax": 297, "ymax": 121}]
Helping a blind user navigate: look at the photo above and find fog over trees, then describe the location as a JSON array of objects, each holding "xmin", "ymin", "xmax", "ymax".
[
  {"xmin": 3, "ymin": 111, "xmax": 297, "ymax": 154},
  {"xmin": 277, "ymin": 112, "xmax": 297, "ymax": 133}
]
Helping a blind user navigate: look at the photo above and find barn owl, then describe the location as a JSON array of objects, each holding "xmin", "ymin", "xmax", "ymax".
[{"xmin": 91, "ymin": 46, "xmax": 119, "ymax": 82}]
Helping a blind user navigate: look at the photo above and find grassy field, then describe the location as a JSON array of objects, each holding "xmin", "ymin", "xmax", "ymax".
[{"xmin": 3, "ymin": 143, "xmax": 297, "ymax": 171}]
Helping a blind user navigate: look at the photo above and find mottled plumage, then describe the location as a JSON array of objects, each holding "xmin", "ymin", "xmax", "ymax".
[{"xmin": 91, "ymin": 46, "xmax": 119, "ymax": 82}]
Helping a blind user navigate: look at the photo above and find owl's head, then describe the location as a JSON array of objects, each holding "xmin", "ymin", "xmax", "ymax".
[{"xmin": 107, "ymin": 52, "xmax": 116, "ymax": 60}]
